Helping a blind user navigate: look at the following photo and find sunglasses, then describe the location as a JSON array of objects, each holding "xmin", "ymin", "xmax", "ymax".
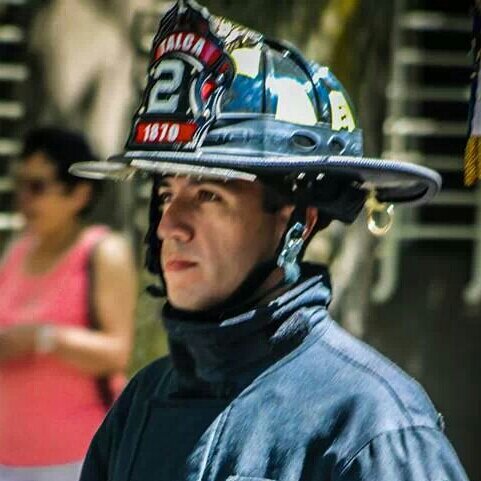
[{"xmin": 15, "ymin": 176, "xmax": 63, "ymax": 196}]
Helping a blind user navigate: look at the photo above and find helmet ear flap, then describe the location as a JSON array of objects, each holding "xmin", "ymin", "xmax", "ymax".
[
  {"xmin": 145, "ymin": 226, "xmax": 161, "ymax": 275},
  {"xmin": 145, "ymin": 176, "xmax": 167, "ymax": 297},
  {"xmin": 312, "ymin": 181, "xmax": 367, "ymax": 224},
  {"xmin": 145, "ymin": 177, "xmax": 162, "ymax": 275}
]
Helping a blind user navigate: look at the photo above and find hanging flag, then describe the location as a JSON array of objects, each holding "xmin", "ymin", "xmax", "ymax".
[{"xmin": 464, "ymin": 1, "xmax": 481, "ymax": 186}]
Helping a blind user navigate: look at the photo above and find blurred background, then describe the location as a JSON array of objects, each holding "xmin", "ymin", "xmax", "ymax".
[{"xmin": 1, "ymin": 0, "xmax": 479, "ymax": 478}]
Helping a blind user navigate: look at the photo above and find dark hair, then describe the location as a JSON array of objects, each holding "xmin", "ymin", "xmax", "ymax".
[
  {"xmin": 260, "ymin": 177, "xmax": 333, "ymax": 232},
  {"xmin": 21, "ymin": 126, "xmax": 100, "ymax": 216}
]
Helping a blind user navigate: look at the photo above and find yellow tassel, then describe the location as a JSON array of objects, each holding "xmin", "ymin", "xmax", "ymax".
[{"xmin": 464, "ymin": 136, "xmax": 481, "ymax": 186}]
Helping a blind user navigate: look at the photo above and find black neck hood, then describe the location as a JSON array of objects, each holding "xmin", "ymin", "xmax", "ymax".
[{"xmin": 162, "ymin": 263, "xmax": 332, "ymax": 398}]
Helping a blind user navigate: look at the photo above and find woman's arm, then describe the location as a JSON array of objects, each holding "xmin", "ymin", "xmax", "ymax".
[
  {"xmin": 0, "ymin": 234, "xmax": 137, "ymax": 371},
  {"xmin": 51, "ymin": 233, "xmax": 137, "ymax": 375}
]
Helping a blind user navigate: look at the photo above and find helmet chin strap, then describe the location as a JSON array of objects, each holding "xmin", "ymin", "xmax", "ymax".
[{"xmin": 277, "ymin": 222, "xmax": 305, "ymax": 283}]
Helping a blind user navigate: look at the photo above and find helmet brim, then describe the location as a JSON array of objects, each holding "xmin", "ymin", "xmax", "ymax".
[{"xmin": 70, "ymin": 150, "xmax": 441, "ymax": 205}]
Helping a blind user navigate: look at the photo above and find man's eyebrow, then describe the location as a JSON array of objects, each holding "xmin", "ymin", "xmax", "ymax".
[{"xmin": 157, "ymin": 178, "xmax": 171, "ymax": 188}]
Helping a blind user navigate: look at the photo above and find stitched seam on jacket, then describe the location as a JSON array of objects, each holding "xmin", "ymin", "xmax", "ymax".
[
  {"xmin": 334, "ymin": 328, "xmax": 438, "ymax": 415},
  {"xmin": 317, "ymin": 335, "xmax": 417, "ymax": 426},
  {"xmin": 338, "ymin": 425, "xmax": 445, "ymax": 476},
  {"xmin": 232, "ymin": 309, "xmax": 333, "ymax": 402}
]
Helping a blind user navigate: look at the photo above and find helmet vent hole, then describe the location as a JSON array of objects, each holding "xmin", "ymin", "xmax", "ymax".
[
  {"xmin": 291, "ymin": 132, "xmax": 318, "ymax": 152},
  {"xmin": 328, "ymin": 137, "xmax": 345, "ymax": 154}
]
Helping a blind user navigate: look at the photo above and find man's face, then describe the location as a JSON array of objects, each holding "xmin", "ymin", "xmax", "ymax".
[{"xmin": 157, "ymin": 176, "xmax": 293, "ymax": 311}]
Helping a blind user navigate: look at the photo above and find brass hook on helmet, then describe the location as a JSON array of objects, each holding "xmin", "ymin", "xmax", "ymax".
[{"xmin": 365, "ymin": 191, "xmax": 394, "ymax": 237}]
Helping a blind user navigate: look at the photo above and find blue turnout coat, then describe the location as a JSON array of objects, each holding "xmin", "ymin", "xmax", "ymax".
[{"xmin": 80, "ymin": 266, "xmax": 468, "ymax": 481}]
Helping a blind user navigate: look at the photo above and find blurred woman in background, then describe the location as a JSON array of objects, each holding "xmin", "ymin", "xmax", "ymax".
[{"xmin": 0, "ymin": 127, "xmax": 136, "ymax": 481}]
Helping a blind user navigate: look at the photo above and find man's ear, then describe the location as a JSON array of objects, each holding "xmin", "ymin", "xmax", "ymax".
[
  {"xmin": 303, "ymin": 207, "xmax": 318, "ymax": 240},
  {"xmin": 276, "ymin": 205, "xmax": 318, "ymax": 241},
  {"xmin": 276, "ymin": 203, "xmax": 295, "ymax": 230},
  {"xmin": 278, "ymin": 204, "xmax": 296, "ymax": 224}
]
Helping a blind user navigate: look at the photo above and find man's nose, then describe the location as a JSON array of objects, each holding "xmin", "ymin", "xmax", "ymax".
[{"xmin": 156, "ymin": 198, "xmax": 194, "ymax": 243}]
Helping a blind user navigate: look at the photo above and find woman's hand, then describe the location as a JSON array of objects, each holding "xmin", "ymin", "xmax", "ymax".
[{"xmin": 0, "ymin": 324, "xmax": 40, "ymax": 362}]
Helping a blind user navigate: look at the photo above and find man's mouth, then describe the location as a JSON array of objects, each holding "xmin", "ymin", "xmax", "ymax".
[{"xmin": 164, "ymin": 259, "xmax": 197, "ymax": 272}]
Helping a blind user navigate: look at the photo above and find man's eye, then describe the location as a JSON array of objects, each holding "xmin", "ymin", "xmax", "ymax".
[
  {"xmin": 158, "ymin": 192, "xmax": 172, "ymax": 207},
  {"xmin": 198, "ymin": 190, "xmax": 220, "ymax": 203}
]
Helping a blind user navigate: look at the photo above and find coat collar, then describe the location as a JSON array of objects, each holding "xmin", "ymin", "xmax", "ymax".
[{"xmin": 162, "ymin": 263, "xmax": 332, "ymax": 397}]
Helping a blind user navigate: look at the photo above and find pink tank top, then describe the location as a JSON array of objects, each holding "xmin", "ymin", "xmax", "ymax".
[{"xmin": 0, "ymin": 226, "xmax": 111, "ymax": 466}]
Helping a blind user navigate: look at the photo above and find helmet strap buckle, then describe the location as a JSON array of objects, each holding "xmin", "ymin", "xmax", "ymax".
[{"xmin": 277, "ymin": 222, "xmax": 305, "ymax": 283}]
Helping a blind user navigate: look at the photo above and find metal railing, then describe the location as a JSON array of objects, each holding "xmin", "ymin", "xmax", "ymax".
[{"xmin": 373, "ymin": 0, "xmax": 477, "ymax": 304}]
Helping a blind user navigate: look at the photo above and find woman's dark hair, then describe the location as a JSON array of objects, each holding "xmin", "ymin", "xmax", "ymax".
[{"xmin": 21, "ymin": 126, "xmax": 100, "ymax": 216}]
